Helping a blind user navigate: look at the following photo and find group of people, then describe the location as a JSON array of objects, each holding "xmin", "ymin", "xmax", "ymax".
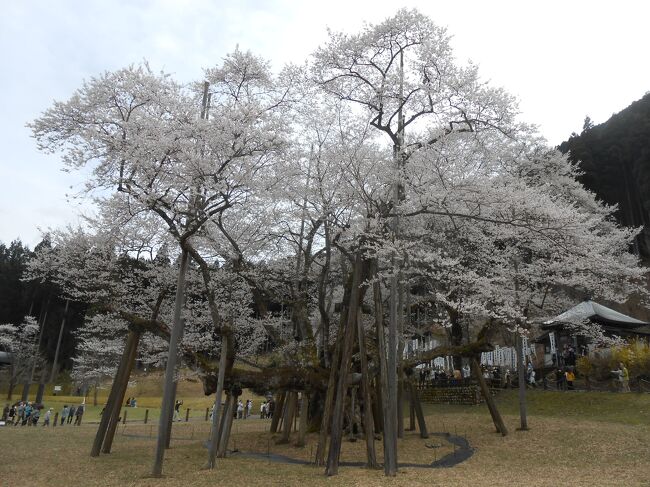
[
  {"xmin": 59, "ymin": 403, "xmax": 85, "ymax": 425},
  {"xmin": 418, "ymin": 364, "xmax": 473, "ymax": 388},
  {"xmin": 2, "ymin": 401, "xmax": 47, "ymax": 426},
  {"xmin": 124, "ymin": 397, "xmax": 137, "ymax": 408},
  {"xmin": 259, "ymin": 399, "xmax": 275, "ymax": 419},
  {"xmin": 483, "ymin": 366, "xmax": 508, "ymax": 387},
  {"xmin": 550, "ymin": 366, "xmax": 576, "ymax": 390},
  {"xmin": 206, "ymin": 398, "xmax": 276, "ymax": 421},
  {"xmin": 2, "ymin": 401, "xmax": 84, "ymax": 426},
  {"xmin": 236, "ymin": 399, "xmax": 253, "ymax": 419},
  {"xmin": 553, "ymin": 345, "xmax": 580, "ymax": 368}
]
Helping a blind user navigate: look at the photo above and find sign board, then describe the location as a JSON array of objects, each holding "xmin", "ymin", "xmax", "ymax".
[{"xmin": 54, "ymin": 386, "xmax": 62, "ymax": 392}]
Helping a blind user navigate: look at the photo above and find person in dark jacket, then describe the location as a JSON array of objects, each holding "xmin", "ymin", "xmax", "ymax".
[
  {"xmin": 68, "ymin": 405, "xmax": 76, "ymax": 424},
  {"xmin": 74, "ymin": 404, "xmax": 84, "ymax": 425}
]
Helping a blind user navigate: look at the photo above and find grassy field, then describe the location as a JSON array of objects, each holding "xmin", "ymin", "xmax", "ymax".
[
  {"xmin": 2, "ymin": 371, "xmax": 266, "ymax": 424},
  {"xmin": 472, "ymin": 388, "xmax": 650, "ymax": 425},
  {"xmin": 2, "ymin": 389, "xmax": 650, "ymax": 486}
]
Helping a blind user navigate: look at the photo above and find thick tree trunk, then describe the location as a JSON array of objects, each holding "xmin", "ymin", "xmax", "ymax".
[
  {"xmin": 356, "ymin": 309, "xmax": 377, "ymax": 468},
  {"xmin": 348, "ymin": 387, "xmax": 357, "ymax": 442},
  {"xmin": 315, "ymin": 272, "xmax": 353, "ymax": 466},
  {"xmin": 516, "ymin": 334, "xmax": 529, "ymax": 431},
  {"xmin": 373, "ymin": 263, "xmax": 396, "ymax": 476},
  {"xmin": 35, "ymin": 381, "xmax": 46, "ymax": 404},
  {"xmin": 92, "ymin": 330, "xmax": 135, "ymax": 456},
  {"xmin": 101, "ymin": 330, "xmax": 140, "ymax": 455},
  {"xmin": 408, "ymin": 387, "xmax": 416, "ymax": 431},
  {"xmin": 307, "ymin": 390, "xmax": 324, "ymax": 431},
  {"xmin": 152, "ymin": 249, "xmax": 190, "ymax": 477},
  {"xmin": 7, "ymin": 379, "xmax": 16, "ymax": 401},
  {"xmin": 270, "ymin": 392, "xmax": 286, "ymax": 434},
  {"xmin": 206, "ymin": 334, "xmax": 229, "ymax": 468},
  {"xmin": 318, "ymin": 222, "xmax": 332, "ymax": 368},
  {"xmin": 295, "ymin": 392, "xmax": 309, "ymax": 447},
  {"xmin": 278, "ymin": 391, "xmax": 297, "ymax": 444},
  {"xmin": 472, "ymin": 358, "xmax": 507, "ymax": 436},
  {"xmin": 448, "ymin": 307, "xmax": 463, "ymax": 371},
  {"xmin": 21, "ymin": 382, "xmax": 30, "ymax": 402},
  {"xmin": 325, "ymin": 253, "xmax": 364, "ymax": 476}
]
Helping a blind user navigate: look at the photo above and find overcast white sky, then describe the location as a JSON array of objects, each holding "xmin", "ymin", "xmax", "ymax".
[{"xmin": 1, "ymin": 0, "xmax": 648, "ymax": 248}]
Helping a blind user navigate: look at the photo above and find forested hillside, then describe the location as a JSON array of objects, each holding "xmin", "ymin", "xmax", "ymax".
[
  {"xmin": 0, "ymin": 239, "xmax": 84, "ymax": 370},
  {"xmin": 559, "ymin": 93, "xmax": 650, "ymax": 258}
]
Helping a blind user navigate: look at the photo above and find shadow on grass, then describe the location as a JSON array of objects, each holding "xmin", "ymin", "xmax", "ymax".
[{"xmin": 207, "ymin": 431, "xmax": 474, "ymax": 469}]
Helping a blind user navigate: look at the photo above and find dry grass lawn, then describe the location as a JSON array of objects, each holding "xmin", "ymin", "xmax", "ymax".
[{"xmin": 2, "ymin": 390, "xmax": 650, "ymax": 487}]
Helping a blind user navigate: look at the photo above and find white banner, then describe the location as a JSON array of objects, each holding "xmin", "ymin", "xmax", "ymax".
[
  {"xmin": 522, "ymin": 337, "xmax": 528, "ymax": 364},
  {"xmin": 479, "ymin": 347, "xmax": 517, "ymax": 368},
  {"xmin": 549, "ymin": 332, "xmax": 556, "ymax": 355}
]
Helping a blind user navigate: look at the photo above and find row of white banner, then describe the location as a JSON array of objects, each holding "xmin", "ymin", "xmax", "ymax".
[
  {"xmin": 480, "ymin": 341, "xmax": 538, "ymax": 368},
  {"xmin": 407, "ymin": 332, "xmax": 557, "ymax": 370}
]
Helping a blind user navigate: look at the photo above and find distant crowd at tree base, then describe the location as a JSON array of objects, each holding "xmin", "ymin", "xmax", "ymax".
[{"xmin": 2, "ymin": 400, "xmax": 85, "ymax": 426}]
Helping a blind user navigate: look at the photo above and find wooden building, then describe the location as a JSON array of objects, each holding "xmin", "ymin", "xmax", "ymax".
[{"xmin": 534, "ymin": 300, "xmax": 650, "ymax": 367}]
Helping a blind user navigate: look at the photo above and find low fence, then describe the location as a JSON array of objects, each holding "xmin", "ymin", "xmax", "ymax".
[
  {"xmin": 96, "ymin": 406, "xmax": 215, "ymax": 426},
  {"xmin": 416, "ymin": 383, "xmax": 499, "ymax": 406},
  {"xmin": 119, "ymin": 421, "xmax": 212, "ymax": 441}
]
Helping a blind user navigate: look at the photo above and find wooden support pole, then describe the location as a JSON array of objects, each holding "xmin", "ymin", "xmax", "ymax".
[
  {"xmin": 325, "ymin": 253, "xmax": 364, "ymax": 476},
  {"xmin": 397, "ymin": 380, "xmax": 404, "ymax": 439},
  {"xmin": 49, "ymin": 299, "xmax": 70, "ymax": 384},
  {"xmin": 165, "ymin": 380, "xmax": 178, "ymax": 449},
  {"xmin": 372, "ymin": 380, "xmax": 383, "ymax": 434},
  {"xmin": 90, "ymin": 335, "xmax": 130, "ymax": 457},
  {"xmin": 102, "ymin": 330, "xmax": 140, "ymax": 454},
  {"xmin": 217, "ymin": 393, "xmax": 237, "ymax": 458},
  {"xmin": 152, "ymin": 248, "xmax": 190, "ymax": 477},
  {"xmin": 269, "ymin": 392, "xmax": 285, "ymax": 434},
  {"xmin": 315, "ymin": 271, "xmax": 352, "ymax": 466},
  {"xmin": 471, "ymin": 358, "xmax": 507, "ymax": 436},
  {"xmin": 373, "ymin": 263, "xmax": 396, "ymax": 475},
  {"xmin": 356, "ymin": 309, "xmax": 377, "ymax": 468},
  {"xmin": 516, "ymin": 334, "xmax": 529, "ymax": 431},
  {"xmin": 407, "ymin": 381, "xmax": 428, "ymax": 439},
  {"xmin": 206, "ymin": 334, "xmax": 229, "ymax": 469},
  {"xmin": 214, "ymin": 393, "xmax": 231, "ymax": 456}
]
